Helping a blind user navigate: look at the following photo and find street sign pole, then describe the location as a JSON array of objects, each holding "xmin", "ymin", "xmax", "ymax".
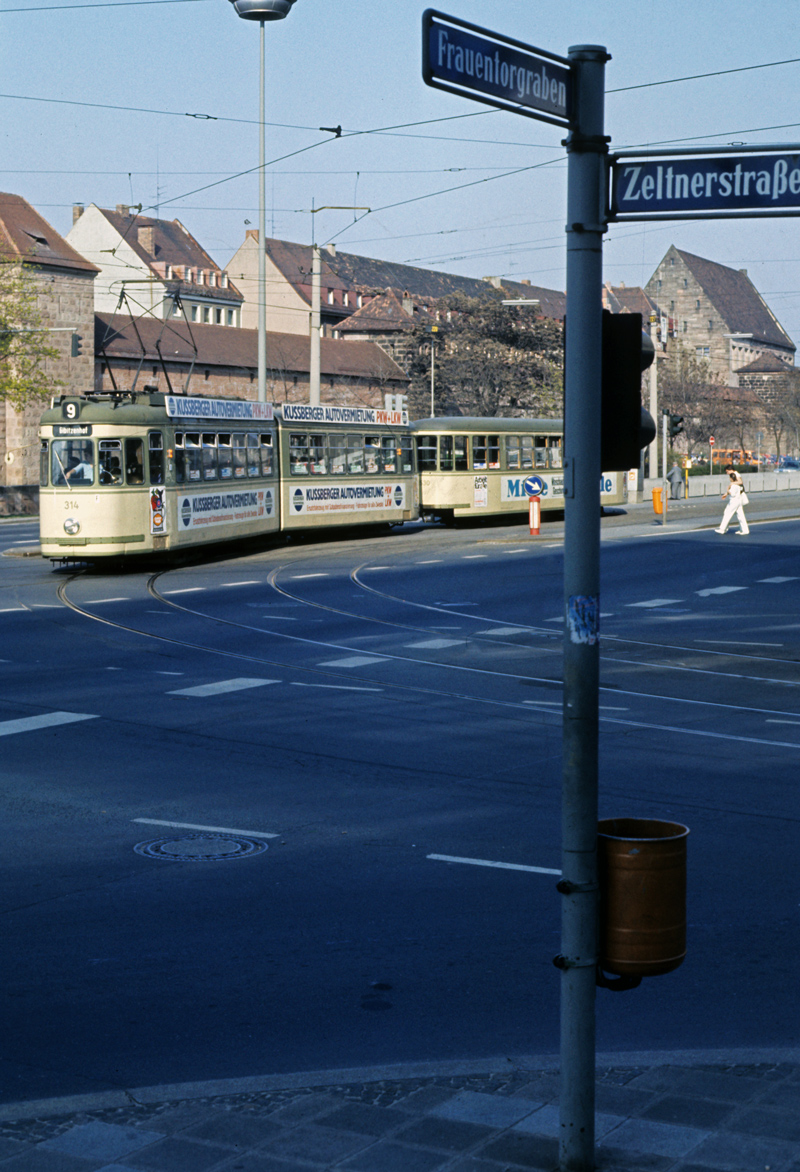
[{"xmin": 560, "ymin": 43, "xmax": 609, "ymax": 1172}]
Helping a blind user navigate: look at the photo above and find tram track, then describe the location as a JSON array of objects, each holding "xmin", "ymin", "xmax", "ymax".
[{"xmin": 53, "ymin": 554, "xmax": 800, "ymax": 749}]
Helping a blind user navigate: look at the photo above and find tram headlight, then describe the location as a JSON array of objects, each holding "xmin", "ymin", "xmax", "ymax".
[{"xmin": 63, "ymin": 517, "xmax": 81, "ymax": 536}]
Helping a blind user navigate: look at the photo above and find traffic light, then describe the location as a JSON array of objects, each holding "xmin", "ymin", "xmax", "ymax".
[
  {"xmin": 600, "ymin": 311, "xmax": 656, "ymax": 471},
  {"xmin": 70, "ymin": 333, "xmax": 83, "ymax": 357},
  {"xmin": 668, "ymin": 413, "xmax": 684, "ymax": 439}
]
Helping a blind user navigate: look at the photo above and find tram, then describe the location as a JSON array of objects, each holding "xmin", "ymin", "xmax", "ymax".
[
  {"xmin": 38, "ymin": 393, "xmax": 418, "ymax": 560},
  {"xmin": 410, "ymin": 416, "xmax": 626, "ymax": 523}
]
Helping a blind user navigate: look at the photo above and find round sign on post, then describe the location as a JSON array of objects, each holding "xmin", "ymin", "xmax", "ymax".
[{"xmin": 524, "ymin": 475, "xmax": 544, "ymax": 497}]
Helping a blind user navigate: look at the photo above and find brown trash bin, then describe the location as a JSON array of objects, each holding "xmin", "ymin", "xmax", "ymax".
[
  {"xmin": 651, "ymin": 487, "xmax": 663, "ymax": 515},
  {"xmin": 597, "ymin": 818, "xmax": 689, "ymax": 978}
]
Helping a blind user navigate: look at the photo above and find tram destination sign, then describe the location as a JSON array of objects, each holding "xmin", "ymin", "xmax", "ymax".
[
  {"xmin": 611, "ymin": 147, "xmax": 800, "ymax": 220},
  {"xmin": 422, "ymin": 9, "xmax": 572, "ymax": 128}
]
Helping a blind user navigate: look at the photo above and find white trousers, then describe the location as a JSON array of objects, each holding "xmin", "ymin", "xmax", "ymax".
[{"xmin": 719, "ymin": 499, "xmax": 749, "ymax": 533}]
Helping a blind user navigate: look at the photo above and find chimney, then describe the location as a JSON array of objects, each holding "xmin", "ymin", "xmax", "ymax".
[
  {"xmin": 402, "ymin": 291, "xmax": 414, "ymax": 317},
  {"xmin": 116, "ymin": 204, "xmax": 130, "ymax": 215},
  {"xmin": 137, "ymin": 226, "xmax": 155, "ymax": 255},
  {"xmin": 324, "ymin": 243, "xmax": 336, "ymax": 256},
  {"xmin": 72, "ymin": 203, "xmax": 84, "ymax": 226},
  {"xmin": 521, "ymin": 279, "xmax": 531, "ymax": 286}
]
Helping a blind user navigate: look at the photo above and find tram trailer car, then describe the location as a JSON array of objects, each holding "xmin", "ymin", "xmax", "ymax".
[
  {"xmin": 410, "ymin": 417, "xmax": 626, "ymax": 522},
  {"xmin": 38, "ymin": 394, "xmax": 419, "ymax": 560}
]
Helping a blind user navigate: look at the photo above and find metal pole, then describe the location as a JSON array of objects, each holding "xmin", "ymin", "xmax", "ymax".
[
  {"xmin": 560, "ymin": 43, "xmax": 608, "ymax": 1172},
  {"xmin": 662, "ymin": 411, "xmax": 668, "ymax": 525},
  {"xmin": 430, "ymin": 342, "xmax": 435, "ymax": 416},
  {"xmin": 257, "ymin": 18, "xmax": 267, "ymax": 403},
  {"xmin": 310, "ymin": 241, "xmax": 321, "ymax": 405}
]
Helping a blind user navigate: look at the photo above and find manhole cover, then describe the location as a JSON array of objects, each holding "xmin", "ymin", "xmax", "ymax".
[{"xmin": 134, "ymin": 833, "xmax": 268, "ymax": 862}]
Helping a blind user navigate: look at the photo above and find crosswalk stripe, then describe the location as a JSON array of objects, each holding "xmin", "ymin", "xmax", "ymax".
[
  {"xmin": 0, "ymin": 712, "xmax": 98, "ymax": 737},
  {"xmin": 169, "ymin": 678, "xmax": 279, "ymax": 697}
]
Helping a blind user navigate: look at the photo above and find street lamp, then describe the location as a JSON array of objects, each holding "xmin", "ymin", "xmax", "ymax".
[{"xmin": 229, "ymin": 0, "xmax": 300, "ymax": 402}]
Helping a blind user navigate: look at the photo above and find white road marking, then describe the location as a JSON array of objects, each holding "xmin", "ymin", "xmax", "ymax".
[
  {"xmin": 696, "ymin": 640, "xmax": 784, "ymax": 647},
  {"xmin": 505, "ymin": 549, "xmax": 528, "ymax": 554},
  {"xmin": 133, "ymin": 818, "xmax": 279, "ymax": 839},
  {"xmin": 697, "ymin": 586, "xmax": 747, "ymax": 597},
  {"xmin": 428, "ymin": 854, "xmax": 561, "ymax": 876},
  {"xmin": 89, "ymin": 598, "xmax": 129, "ymax": 604},
  {"xmin": 476, "ymin": 627, "xmax": 531, "ymax": 636},
  {"xmin": 759, "ymin": 577, "xmax": 798, "ymax": 583},
  {"xmin": 164, "ymin": 587, "xmax": 205, "ymax": 594},
  {"xmin": 292, "ymin": 573, "xmax": 328, "ymax": 579},
  {"xmin": 404, "ymin": 638, "xmax": 463, "ymax": 649},
  {"xmin": 462, "ymin": 555, "xmax": 487, "ymax": 559},
  {"xmin": 291, "ymin": 682, "xmax": 383, "ymax": 692},
  {"xmin": 221, "ymin": 581, "xmax": 261, "ymax": 587},
  {"xmin": 12, "ymin": 540, "xmax": 39, "ymax": 545},
  {"xmin": 363, "ymin": 566, "xmax": 392, "ymax": 571},
  {"xmin": 168, "ymin": 678, "xmax": 280, "ymax": 697},
  {"xmin": 261, "ymin": 616, "xmax": 299, "ymax": 622},
  {"xmin": 0, "ymin": 712, "xmax": 98, "ymax": 737},
  {"xmin": 434, "ymin": 601, "xmax": 478, "ymax": 607},
  {"xmin": 155, "ymin": 671, "xmax": 184, "ymax": 675},
  {"xmin": 0, "ymin": 607, "xmax": 26, "ymax": 613},
  {"xmin": 317, "ymin": 655, "xmax": 390, "ymax": 667},
  {"xmin": 766, "ymin": 719, "xmax": 800, "ymax": 726},
  {"xmin": 627, "ymin": 598, "xmax": 685, "ymax": 608},
  {"xmin": 417, "ymin": 559, "xmax": 442, "ymax": 564}
]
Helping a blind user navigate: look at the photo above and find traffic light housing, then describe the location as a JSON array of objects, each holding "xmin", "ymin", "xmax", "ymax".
[
  {"xmin": 600, "ymin": 311, "xmax": 656, "ymax": 471},
  {"xmin": 70, "ymin": 333, "xmax": 83, "ymax": 357},
  {"xmin": 668, "ymin": 413, "xmax": 684, "ymax": 439}
]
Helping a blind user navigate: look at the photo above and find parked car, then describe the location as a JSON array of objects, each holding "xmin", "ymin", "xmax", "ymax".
[{"xmin": 777, "ymin": 457, "xmax": 800, "ymax": 472}]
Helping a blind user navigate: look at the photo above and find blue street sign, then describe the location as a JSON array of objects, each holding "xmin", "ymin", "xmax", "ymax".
[
  {"xmin": 524, "ymin": 475, "xmax": 544, "ymax": 497},
  {"xmin": 611, "ymin": 149, "xmax": 800, "ymax": 220},
  {"xmin": 422, "ymin": 9, "xmax": 572, "ymax": 128}
]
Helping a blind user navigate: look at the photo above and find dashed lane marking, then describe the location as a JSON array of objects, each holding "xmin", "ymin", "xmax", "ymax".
[
  {"xmin": 428, "ymin": 854, "xmax": 561, "ymax": 876},
  {"xmin": 292, "ymin": 573, "xmax": 329, "ymax": 579},
  {"xmin": 475, "ymin": 627, "xmax": 531, "ymax": 636},
  {"xmin": 404, "ymin": 639, "xmax": 463, "ymax": 649},
  {"xmin": 163, "ymin": 587, "xmax": 205, "ymax": 594},
  {"xmin": 221, "ymin": 581, "xmax": 261, "ymax": 587},
  {"xmin": 697, "ymin": 586, "xmax": 748, "ymax": 597},
  {"xmin": 291, "ymin": 682, "xmax": 383, "ymax": 692},
  {"xmin": 133, "ymin": 818, "xmax": 279, "ymax": 839},
  {"xmin": 627, "ymin": 598, "xmax": 685, "ymax": 608},
  {"xmin": 0, "ymin": 712, "xmax": 98, "ymax": 737},
  {"xmin": 317, "ymin": 655, "xmax": 391, "ymax": 668},
  {"xmin": 759, "ymin": 577, "xmax": 799, "ymax": 583},
  {"xmin": 168, "ymin": 678, "xmax": 280, "ymax": 697}
]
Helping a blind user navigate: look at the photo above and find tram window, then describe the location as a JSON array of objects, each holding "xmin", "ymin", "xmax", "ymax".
[
  {"xmin": 259, "ymin": 433, "xmax": 274, "ymax": 477},
  {"xmin": 488, "ymin": 436, "xmax": 500, "ymax": 468},
  {"xmin": 185, "ymin": 432, "xmax": 203, "ymax": 481},
  {"xmin": 506, "ymin": 436, "xmax": 520, "ymax": 470},
  {"xmin": 364, "ymin": 436, "xmax": 380, "ymax": 473},
  {"xmin": 400, "ymin": 435, "xmax": 414, "ymax": 474},
  {"xmin": 309, "ymin": 434, "xmax": 326, "ymax": 474},
  {"xmin": 39, "ymin": 441, "xmax": 48, "ymax": 487},
  {"xmin": 329, "ymin": 433, "xmax": 347, "ymax": 475},
  {"xmin": 521, "ymin": 436, "xmax": 533, "ymax": 470},
  {"xmin": 148, "ymin": 432, "xmax": 164, "ymax": 485},
  {"xmin": 534, "ymin": 437, "xmax": 548, "ymax": 468},
  {"xmin": 548, "ymin": 437, "xmax": 563, "ymax": 468},
  {"xmin": 99, "ymin": 439, "xmax": 123, "ymax": 486},
  {"xmin": 246, "ymin": 433, "xmax": 260, "ymax": 477},
  {"xmin": 454, "ymin": 435, "xmax": 468, "ymax": 472},
  {"xmin": 218, "ymin": 433, "xmax": 233, "ymax": 479},
  {"xmin": 347, "ymin": 434, "xmax": 364, "ymax": 474},
  {"xmin": 53, "ymin": 438, "xmax": 93, "ymax": 486},
  {"xmin": 289, "ymin": 433, "xmax": 310, "ymax": 474},
  {"xmin": 125, "ymin": 438, "xmax": 145, "ymax": 484},
  {"xmin": 381, "ymin": 436, "xmax": 397, "ymax": 473},
  {"xmin": 472, "ymin": 436, "xmax": 487, "ymax": 469},
  {"xmin": 440, "ymin": 435, "xmax": 453, "ymax": 471},
  {"xmin": 201, "ymin": 433, "xmax": 217, "ymax": 480},
  {"xmin": 175, "ymin": 432, "xmax": 186, "ymax": 483},
  {"xmin": 415, "ymin": 435, "xmax": 437, "ymax": 472},
  {"xmin": 233, "ymin": 433, "xmax": 248, "ymax": 478}
]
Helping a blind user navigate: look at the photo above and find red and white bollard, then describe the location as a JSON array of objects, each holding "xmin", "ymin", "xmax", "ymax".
[{"xmin": 529, "ymin": 495, "xmax": 541, "ymax": 536}]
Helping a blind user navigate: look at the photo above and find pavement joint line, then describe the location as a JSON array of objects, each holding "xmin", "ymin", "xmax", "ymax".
[
  {"xmin": 3, "ymin": 1048, "xmax": 800, "ymax": 1123},
  {"xmin": 132, "ymin": 819, "xmax": 280, "ymax": 839}
]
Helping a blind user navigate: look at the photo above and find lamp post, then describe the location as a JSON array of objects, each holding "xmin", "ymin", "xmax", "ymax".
[{"xmin": 229, "ymin": 0, "xmax": 299, "ymax": 403}]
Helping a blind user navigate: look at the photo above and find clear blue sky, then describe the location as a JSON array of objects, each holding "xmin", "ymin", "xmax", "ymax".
[{"xmin": 2, "ymin": 0, "xmax": 800, "ymax": 346}]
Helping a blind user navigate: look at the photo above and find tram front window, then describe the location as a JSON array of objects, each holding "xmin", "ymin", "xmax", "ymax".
[
  {"xmin": 416, "ymin": 435, "xmax": 437, "ymax": 472},
  {"xmin": 53, "ymin": 439, "xmax": 94, "ymax": 486},
  {"xmin": 99, "ymin": 440, "xmax": 123, "ymax": 485}
]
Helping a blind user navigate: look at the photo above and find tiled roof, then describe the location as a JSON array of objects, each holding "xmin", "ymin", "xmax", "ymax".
[
  {"xmin": 0, "ymin": 192, "xmax": 99, "ymax": 274},
  {"xmin": 97, "ymin": 208, "xmax": 243, "ymax": 303},
  {"xmin": 604, "ymin": 284, "xmax": 659, "ymax": 318},
  {"xmin": 95, "ymin": 313, "xmax": 408, "ymax": 383},
  {"xmin": 338, "ymin": 289, "xmax": 430, "ymax": 333},
  {"xmin": 736, "ymin": 352, "xmax": 792, "ymax": 373},
  {"xmin": 258, "ymin": 233, "xmax": 567, "ymax": 319},
  {"xmin": 675, "ymin": 248, "xmax": 795, "ymax": 353}
]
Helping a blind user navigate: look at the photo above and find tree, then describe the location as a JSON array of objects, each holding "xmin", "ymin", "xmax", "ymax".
[
  {"xmin": 658, "ymin": 344, "xmax": 728, "ymax": 458},
  {"xmin": 0, "ymin": 261, "xmax": 60, "ymax": 410},
  {"xmin": 407, "ymin": 292, "xmax": 563, "ymax": 418}
]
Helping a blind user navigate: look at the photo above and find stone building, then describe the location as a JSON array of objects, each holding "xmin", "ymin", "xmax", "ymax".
[
  {"xmin": 95, "ymin": 313, "xmax": 408, "ymax": 407},
  {"xmin": 67, "ymin": 205, "xmax": 244, "ymax": 327},
  {"xmin": 0, "ymin": 192, "xmax": 97, "ymax": 513}
]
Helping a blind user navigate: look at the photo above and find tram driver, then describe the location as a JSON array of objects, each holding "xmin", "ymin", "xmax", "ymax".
[{"xmin": 65, "ymin": 455, "xmax": 93, "ymax": 484}]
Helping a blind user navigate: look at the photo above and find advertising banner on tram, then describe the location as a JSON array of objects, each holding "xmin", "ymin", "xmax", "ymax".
[
  {"xmin": 290, "ymin": 482, "xmax": 406, "ymax": 516},
  {"xmin": 178, "ymin": 487, "xmax": 275, "ymax": 530},
  {"xmin": 500, "ymin": 473, "xmax": 615, "ymax": 501}
]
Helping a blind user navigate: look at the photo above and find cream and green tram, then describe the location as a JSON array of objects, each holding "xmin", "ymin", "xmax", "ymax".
[
  {"xmin": 276, "ymin": 404, "xmax": 419, "ymax": 532},
  {"xmin": 411, "ymin": 417, "xmax": 626, "ymax": 522},
  {"xmin": 39, "ymin": 393, "xmax": 279, "ymax": 559}
]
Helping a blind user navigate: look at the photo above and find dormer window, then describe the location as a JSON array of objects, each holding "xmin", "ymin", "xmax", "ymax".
[
  {"xmin": 166, "ymin": 265, "xmax": 173, "ymax": 280},
  {"xmin": 197, "ymin": 270, "xmax": 205, "ymax": 285},
  {"xmin": 343, "ymin": 291, "xmax": 349, "ymax": 307},
  {"xmin": 209, "ymin": 270, "xmax": 217, "ymax": 287},
  {"xmin": 327, "ymin": 290, "xmax": 335, "ymax": 304},
  {"xmin": 220, "ymin": 271, "xmax": 228, "ymax": 288},
  {"xmin": 185, "ymin": 267, "xmax": 194, "ymax": 283}
]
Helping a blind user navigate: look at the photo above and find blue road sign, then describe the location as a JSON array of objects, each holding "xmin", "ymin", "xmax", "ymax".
[
  {"xmin": 422, "ymin": 9, "xmax": 572, "ymax": 128},
  {"xmin": 524, "ymin": 475, "xmax": 544, "ymax": 497},
  {"xmin": 610, "ymin": 148, "xmax": 800, "ymax": 220}
]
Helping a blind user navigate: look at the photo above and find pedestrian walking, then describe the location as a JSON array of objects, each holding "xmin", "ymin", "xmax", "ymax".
[
  {"xmin": 667, "ymin": 463, "xmax": 685, "ymax": 499},
  {"xmin": 715, "ymin": 471, "xmax": 750, "ymax": 535}
]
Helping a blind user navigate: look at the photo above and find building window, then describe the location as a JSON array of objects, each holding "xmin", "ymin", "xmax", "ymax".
[
  {"xmin": 204, "ymin": 369, "xmax": 210, "ymax": 381},
  {"xmin": 185, "ymin": 268, "xmax": 193, "ymax": 283},
  {"xmin": 696, "ymin": 346, "xmax": 710, "ymax": 358},
  {"xmin": 327, "ymin": 290, "xmax": 335, "ymax": 304},
  {"xmin": 216, "ymin": 308, "xmax": 222, "ymax": 324},
  {"xmin": 708, "ymin": 319, "xmax": 714, "ymax": 330},
  {"xmin": 209, "ymin": 271, "xmax": 216, "ymax": 287},
  {"xmin": 343, "ymin": 291, "xmax": 349, "ymax": 307},
  {"xmin": 357, "ymin": 294, "xmax": 363, "ymax": 308},
  {"xmin": 191, "ymin": 305, "xmax": 198, "ymax": 321},
  {"xmin": 696, "ymin": 300, "xmax": 700, "ymax": 309},
  {"xmin": 683, "ymin": 278, "xmax": 688, "ymax": 288},
  {"xmin": 203, "ymin": 307, "xmax": 210, "ymax": 323},
  {"xmin": 197, "ymin": 270, "xmax": 205, "ymax": 285},
  {"xmin": 227, "ymin": 309, "xmax": 234, "ymax": 326},
  {"xmin": 683, "ymin": 321, "xmax": 688, "ymax": 332},
  {"xmin": 220, "ymin": 271, "xmax": 228, "ymax": 288},
  {"xmin": 166, "ymin": 265, "xmax": 173, "ymax": 279}
]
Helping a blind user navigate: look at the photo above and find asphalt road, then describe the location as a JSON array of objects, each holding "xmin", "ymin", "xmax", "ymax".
[{"xmin": 1, "ymin": 495, "xmax": 799, "ymax": 1104}]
